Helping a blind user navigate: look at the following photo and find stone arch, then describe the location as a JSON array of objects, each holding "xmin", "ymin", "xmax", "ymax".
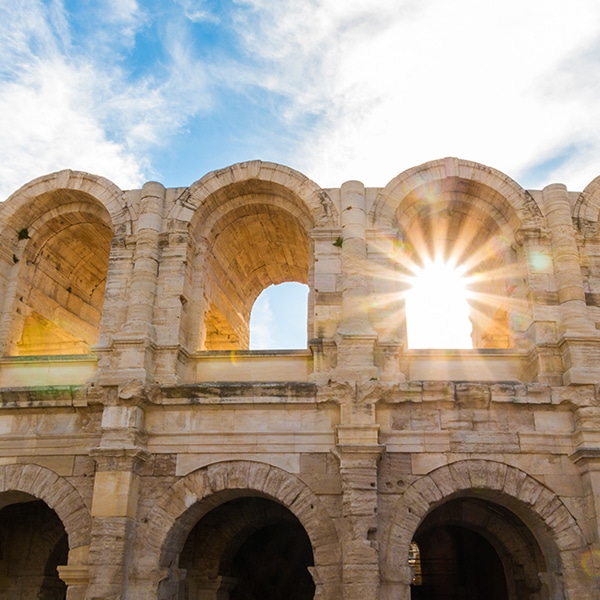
[
  {"xmin": 382, "ymin": 459, "xmax": 590, "ymax": 599},
  {"xmin": 0, "ymin": 463, "xmax": 91, "ymax": 550},
  {"xmin": 170, "ymin": 160, "xmax": 337, "ymax": 229},
  {"xmin": 574, "ymin": 175, "xmax": 600, "ymax": 236},
  {"xmin": 371, "ymin": 157, "xmax": 542, "ymax": 231},
  {"xmin": 372, "ymin": 159, "xmax": 540, "ymax": 350},
  {"xmin": 174, "ymin": 162, "xmax": 335, "ymax": 352},
  {"xmin": 0, "ymin": 171, "xmax": 130, "ymax": 355},
  {"xmin": 132, "ymin": 460, "xmax": 341, "ymax": 599},
  {"xmin": 0, "ymin": 169, "xmax": 131, "ymax": 234},
  {"xmin": 176, "ymin": 496, "xmax": 316, "ymax": 600}
]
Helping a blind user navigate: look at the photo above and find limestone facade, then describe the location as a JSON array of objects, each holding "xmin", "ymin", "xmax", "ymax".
[{"xmin": 0, "ymin": 158, "xmax": 600, "ymax": 599}]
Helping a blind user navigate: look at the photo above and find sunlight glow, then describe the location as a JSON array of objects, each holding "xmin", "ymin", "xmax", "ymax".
[{"xmin": 406, "ymin": 259, "xmax": 473, "ymax": 349}]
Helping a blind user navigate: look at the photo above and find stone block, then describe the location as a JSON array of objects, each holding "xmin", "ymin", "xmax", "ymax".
[{"xmin": 91, "ymin": 471, "xmax": 139, "ymax": 518}]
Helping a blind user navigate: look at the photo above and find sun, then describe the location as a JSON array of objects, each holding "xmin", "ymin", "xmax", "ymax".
[{"xmin": 405, "ymin": 258, "xmax": 473, "ymax": 349}]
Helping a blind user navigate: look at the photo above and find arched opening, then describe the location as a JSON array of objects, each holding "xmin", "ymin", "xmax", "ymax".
[
  {"xmin": 410, "ymin": 496, "xmax": 548, "ymax": 600},
  {"xmin": 391, "ymin": 175, "xmax": 530, "ymax": 350},
  {"xmin": 5, "ymin": 190, "xmax": 113, "ymax": 356},
  {"xmin": 160, "ymin": 496, "xmax": 315, "ymax": 600},
  {"xmin": 0, "ymin": 493, "xmax": 68, "ymax": 599},
  {"xmin": 188, "ymin": 181, "xmax": 312, "ymax": 352},
  {"xmin": 250, "ymin": 282, "xmax": 309, "ymax": 349}
]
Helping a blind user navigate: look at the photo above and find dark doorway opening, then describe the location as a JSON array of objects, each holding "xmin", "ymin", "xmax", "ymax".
[
  {"xmin": 410, "ymin": 496, "xmax": 549, "ymax": 600},
  {"xmin": 178, "ymin": 496, "xmax": 315, "ymax": 600},
  {"xmin": 0, "ymin": 498, "xmax": 68, "ymax": 599},
  {"xmin": 411, "ymin": 525, "xmax": 508, "ymax": 600},
  {"xmin": 230, "ymin": 520, "xmax": 314, "ymax": 600}
]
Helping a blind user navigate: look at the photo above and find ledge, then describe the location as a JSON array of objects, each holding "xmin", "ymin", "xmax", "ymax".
[
  {"xmin": 403, "ymin": 348, "xmax": 528, "ymax": 382},
  {"xmin": 0, "ymin": 354, "xmax": 97, "ymax": 387},
  {"xmin": 0, "ymin": 385, "xmax": 82, "ymax": 408},
  {"xmin": 158, "ymin": 381, "xmax": 318, "ymax": 405},
  {"xmin": 193, "ymin": 350, "xmax": 313, "ymax": 382}
]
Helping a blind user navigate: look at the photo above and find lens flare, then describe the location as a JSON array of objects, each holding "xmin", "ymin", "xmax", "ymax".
[
  {"xmin": 528, "ymin": 251, "xmax": 553, "ymax": 272},
  {"xmin": 365, "ymin": 179, "xmax": 533, "ymax": 351},
  {"xmin": 581, "ymin": 549, "xmax": 600, "ymax": 577}
]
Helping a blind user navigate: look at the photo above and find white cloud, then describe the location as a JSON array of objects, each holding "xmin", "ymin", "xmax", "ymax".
[
  {"xmin": 172, "ymin": 0, "xmax": 220, "ymax": 23},
  {"xmin": 0, "ymin": 1, "xmax": 144, "ymax": 198},
  {"xmin": 232, "ymin": 0, "xmax": 600, "ymax": 191},
  {"xmin": 0, "ymin": 58, "xmax": 145, "ymax": 198},
  {"xmin": 0, "ymin": 0, "xmax": 217, "ymax": 200},
  {"xmin": 3, "ymin": 0, "xmax": 600, "ymax": 202}
]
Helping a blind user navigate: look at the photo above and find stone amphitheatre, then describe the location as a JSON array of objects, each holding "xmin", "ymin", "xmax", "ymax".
[{"xmin": 0, "ymin": 157, "xmax": 599, "ymax": 599}]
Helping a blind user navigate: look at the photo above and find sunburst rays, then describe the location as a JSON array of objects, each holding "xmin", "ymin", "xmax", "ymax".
[{"xmin": 369, "ymin": 184, "xmax": 530, "ymax": 349}]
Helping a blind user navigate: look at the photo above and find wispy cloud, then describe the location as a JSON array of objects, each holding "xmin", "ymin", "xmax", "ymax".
[
  {"xmin": 2, "ymin": 0, "xmax": 600, "ymax": 203},
  {"xmin": 0, "ymin": 1, "xmax": 141, "ymax": 197},
  {"xmin": 0, "ymin": 57, "xmax": 144, "ymax": 194},
  {"xmin": 231, "ymin": 0, "xmax": 600, "ymax": 190},
  {"xmin": 0, "ymin": 0, "xmax": 214, "ymax": 199},
  {"xmin": 172, "ymin": 0, "xmax": 220, "ymax": 24}
]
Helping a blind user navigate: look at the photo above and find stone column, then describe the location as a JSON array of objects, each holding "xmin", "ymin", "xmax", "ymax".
[
  {"xmin": 336, "ymin": 181, "xmax": 377, "ymax": 381},
  {"xmin": 368, "ymin": 228, "xmax": 404, "ymax": 382},
  {"xmin": 571, "ymin": 406, "xmax": 600, "ymax": 549},
  {"xmin": 153, "ymin": 226, "xmax": 191, "ymax": 384},
  {"xmin": 309, "ymin": 229, "xmax": 342, "ymax": 384},
  {"xmin": 334, "ymin": 432, "xmax": 383, "ymax": 600},
  {"xmin": 124, "ymin": 182, "xmax": 164, "ymax": 334},
  {"xmin": 109, "ymin": 181, "xmax": 165, "ymax": 383},
  {"xmin": 87, "ymin": 385, "xmax": 149, "ymax": 600},
  {"xmin": 514, "ymin": 227, "xmax": 562, "ymax": 383},
  {"xmin": 569, "ymin": 400, "xmax": 600, "ymax": 600},
  {"xmin": 94, "ymin": 232, "xmax": 134, "ymax": 353},
  {"xmin": 542, "ymin": 184, "xmax": 600, "ymax": 384},
  {"xmin": 542, "ymin": 184, "xmax": 591, "ymax": 334}
]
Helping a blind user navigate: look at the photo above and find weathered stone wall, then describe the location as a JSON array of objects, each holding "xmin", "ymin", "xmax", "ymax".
[{"xmin": 0, "ymin": 158, "xmax": 599, "ymax": 599}]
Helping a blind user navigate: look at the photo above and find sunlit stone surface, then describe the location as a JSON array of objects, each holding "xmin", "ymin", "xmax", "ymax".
[{"xmin": 1, "ymin": 159, "xmax": 600, "ymax": 599}]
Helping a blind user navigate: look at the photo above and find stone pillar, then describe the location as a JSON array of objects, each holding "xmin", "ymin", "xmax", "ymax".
[
  {"xmin": 571, "ymin": 406, "xmax": 600, "ymax": 548},
  {"xmin": 336, "ymin": 181, "xmax": 377, "ymax": 381},
  {"xmin": 109, "ymin": 181, "xmax": 165, "ymax": 383},
  {"xmin": 334, "ymin": 432, "xmax": 383, "ymax": 600},
  {"xmin": 0, "ymin": 235, "xmax": 29, "ymax": 354},
  {"xmin": 542, "ymin": 184, "xmax": 600, "ymax": 384},
  {"xmin": 368, "ymin": 228, "xmax": 404, "ymax": 383},
  {"xmin": 569, "ymin": 403, "xmax": 600, "ymax": 600},
  {"xmin": 310, "ymin": 229, "xmax": 342, "ymax": 384},
  {"xmin": 542, "ymin": 184, "xmax": 591, "ymax": 335},
  {"xmin": 94, "ymin": 233, "xmax": 134, "ymax": 351},
  {"xmin": 124, "ymin": 182, "xmax": 165, "ymax": 335},
  {"xmin": 514, "ymin": 227, "xmax": 563, "ymax": 383},
  {"xmin": 153, "ymin": 227, "xmax": 191, "ymax": 384},
  {"xmin": 87, "ymin": 385, "xmax": 149, "ymax": 600}
]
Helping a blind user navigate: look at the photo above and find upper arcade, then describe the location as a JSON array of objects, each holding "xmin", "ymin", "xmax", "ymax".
[{"xmin": 1, "ymin": 158, "xmax": 600, "ymax": 387}]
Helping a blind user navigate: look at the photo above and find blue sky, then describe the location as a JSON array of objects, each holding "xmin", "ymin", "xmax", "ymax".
[
  {"xmin": 2, "ymin": 0, "xmax": 600, "ymax": 347},
  {"xmin": 3, "ymin": 0, "xmax": 600, "ymax": 200}
]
